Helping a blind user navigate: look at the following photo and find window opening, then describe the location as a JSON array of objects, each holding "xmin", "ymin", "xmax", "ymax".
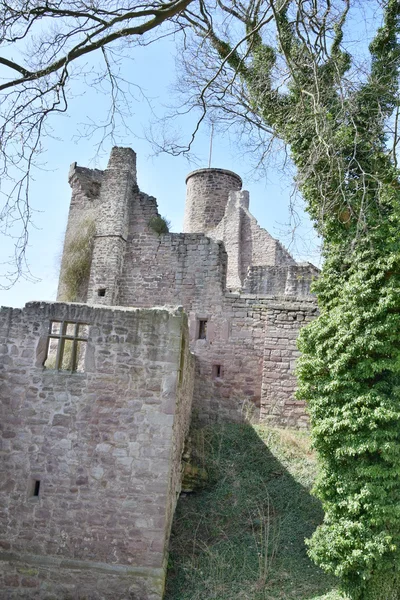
[
  {"xmin": 97, "ymin": 288, "xmax": 106, "ymax": 297},
  {"xmin": 44, "ymin": 321, "xmax": 88, "ymax": 372},
  {"xmin": 29, "ymin": 479, "xmax": 41, "ymax": 498},
  {"xmin": 33, "ymin": 480, "xmax": 41, "ymax": 497},
  {"xmin": 179, "ymin": 334, "xmax": 186, "ymax": 385},
  {"xmin": 212, "ymin": 364, "xmax": 222, "ymax": 379},
  {"xmin": 198, "ymin": 319, "xmax": 208, "ymax": 340}
]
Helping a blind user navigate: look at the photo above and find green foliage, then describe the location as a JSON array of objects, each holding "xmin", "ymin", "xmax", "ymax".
[
  {"xmin": 209, "ymin": 1, "xmax": 400, "ymax": 597},
  {"xmin": 148, "ymin": 215, "xmax": 170, "ymax": 235},
  {"xmin": 60, "ymin": 218, "xmax": 96, "ymax": 302},
  {"xmin": 166, "ymin": 424, "xmax": 345, "ymax": 600},
  {"xmin": 298, "ymin": 236, "xmax": 400, "ymax": 599}
]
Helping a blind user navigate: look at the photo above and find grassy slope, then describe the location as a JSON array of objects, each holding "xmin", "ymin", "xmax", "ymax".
[{"xmin": 165, "ymin": 423, "xmax": 348, "ymax": 600}]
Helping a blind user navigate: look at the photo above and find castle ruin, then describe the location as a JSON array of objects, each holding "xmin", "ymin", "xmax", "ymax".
[{"xmin": 0, "ymin": 147, "xmax": 318, "ymax": 598}]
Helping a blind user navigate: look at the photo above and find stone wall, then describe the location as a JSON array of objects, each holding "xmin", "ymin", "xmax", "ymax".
[
  {"xmin": 211, "ymin": 191, "xmax": 249, "ymax": 290},
  {"xmin": 208, "ymin": 190, "xmax": 296, "ymax": 291},
  {"xmin": 183, "ymin": 168, "xmax": 242, "ymax": 233},
  {"xmin": 57, "ymin": 165, "xmax": 104, "ymax": 302},
  {"xmin": 119, "ymin": 232, "xmax": 227, "ymax": 309},
  {"xmin": 87, "ymin": 148, "xmax": 136, "ymax": 306},
  {"xmin": 243, "ymin": 264, "xmax": 318, "ymax": 297},
  {"xmin": 188, "ymin": 293, "xmax": 265, "ymax": 423},
  {"xmin": 0, "ymin": 301, "xmax": 194, "ymax": 599},
  {"xmin": 128, "ymin": 191, "xmax": 159, "ymax": 236},
  {"xmin": 239, "ymin": 205, "xmax": 296, "ymax": 276},
  {"xmin": 58, "ymin": 147, "xmax": 319, "ymax": 428},
  {"xmin": 118, "ymin": 227, "xmax": 317, "ymax": 425},
  {"xmin": 188, "ymin": 294, "xmax": 317, "ymax": 425},
  {"xmin": 261, "ymin": 299, "xmax": 318, "ymax": 427},
  {"xmin": 117, "ymin": 228, "xmax": 265, "ymax": 423}
]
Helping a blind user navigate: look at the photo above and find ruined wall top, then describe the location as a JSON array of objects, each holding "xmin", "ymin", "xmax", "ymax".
[
  {"xmin": 68, "ymin": 164, "xmax": 104, "ymax": 205},
  {"xmin": 66, "ymin": 146, "xmax": 137, "ymax": 205},
  {"xmin": 106, "ymin": 146, "xmax": 137, "ymax": 177},
  {"xmin": 185, "ymin": 167, "xmax": 242, "ymax": 187}
]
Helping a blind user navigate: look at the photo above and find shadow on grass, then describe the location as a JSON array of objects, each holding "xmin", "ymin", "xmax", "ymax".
[{"xmin": 165, "ymin": 423, "xmax": 344, "ymax": 600}]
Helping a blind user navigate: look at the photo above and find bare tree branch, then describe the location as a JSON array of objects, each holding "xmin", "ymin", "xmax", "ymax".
[
  {"xmin": 0, "ymin": 0, "xmax": 196, "ymax": 287},
  {"xmin": 0, "ymin": 0, "xmax": 193, "ymax": 92}
]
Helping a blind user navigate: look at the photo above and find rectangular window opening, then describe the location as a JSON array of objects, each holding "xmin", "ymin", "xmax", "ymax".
[
  {"xmin": 61, "ymin": 339, "xmax": 74, "ymax": 371},
  {"xmin": 198, "ymin": 319, "xmax": 208, "ymax": 340},
  {"xmin": 97, "ymin": 288, "xmax": 106, "ymax": 297},
  {"xmin": 212, "ymin": 364, "xmax": 223, "ymax": 379},
  {"xmin": 29, "ymin": 479, "xmax": 41, "ymax": 498},
  {"xmin": 44, "ymin": 320, "xmax": 88, "ymax": 372},
  {"xmin": 178, "ymin": 334, "xmax": 186, "ymax": 385},
  {"xmin": 50, "ymin": 321, "xmax": 62, "ymax": 334}
]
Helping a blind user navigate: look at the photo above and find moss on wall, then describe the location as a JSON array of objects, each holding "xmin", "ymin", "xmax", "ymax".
[{"xmin": 60, "ymin": 218, "xmax": 96, "ymax": 302}]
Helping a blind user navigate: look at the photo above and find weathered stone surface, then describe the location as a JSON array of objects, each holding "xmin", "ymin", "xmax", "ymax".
[
  {"xmin": 57, "ymin": 165, "xmax": 104, "ymax": 303},
  {"xmin": 183, "ymin": 168, "xmax": 242, "ymax": 233},
  {"xmin": 66, "ymin": 149, "xmax": 317, "ymax": 425},
  {"xmin": 1, "ymin": 146, "xmax": 322, "ymax": 596},
  {"xmin": 0, "ymin": 302, "xmax": 194, "ymax": 599},
  {"xmin": 243, "ymin": 264, "xmax": 319, "ymax": 297}
]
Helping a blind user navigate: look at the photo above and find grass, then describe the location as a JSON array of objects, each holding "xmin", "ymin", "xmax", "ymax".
[
  {"xmin": 165, "ymin": 423, "xmax": 348, "ymax": 600},
  {"xmin": 148, "ymin": 215, "xmax": 170, "ymax": 235}
]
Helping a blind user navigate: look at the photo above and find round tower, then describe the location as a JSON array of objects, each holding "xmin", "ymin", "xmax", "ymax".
[{"xmin": 183, "ymin": 168, "xmax": 242, "ymax": 233}]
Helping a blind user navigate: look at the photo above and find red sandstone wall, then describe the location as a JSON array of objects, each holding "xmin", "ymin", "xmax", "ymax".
[
  {"xmin": 261, "ymin": 300, "xmax": 318, "ymax": 427},
  {"xmin": 59, "ymin": 147, "xmax": 318, "ymax": 428},
  {"xmin": 0, "ymin": 301, "xmax": 193, "ymax": 599}
]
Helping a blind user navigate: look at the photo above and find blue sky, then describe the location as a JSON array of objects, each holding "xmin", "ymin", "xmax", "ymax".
[{"xmin": 0, "ymin": 28, "xmax": 320, "ymax": 309}]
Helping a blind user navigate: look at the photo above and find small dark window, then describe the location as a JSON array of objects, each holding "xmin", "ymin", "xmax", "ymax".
[
  {"xmin": 44, "ymin": 321, "xmax": 88, "ymax": 372},
  {"xmin": 29, "ymin": 479, "xmax": 41, "ymax": 498},
  {"xmin": 33, "ymin": 480, "xmax": 41, "ymax": 496},
  {"xmin": 97, "ymin": 288, "xmax": 106, "ymax": 297},
  {"xmin": 179, "ymin": 334, "xmax": 186, "ymax": 385},
  {"xmin": 198, "ymin": 319, "xmax": 207, "ymax": 340},
  {"xmin": 212, "ymin": 364, "xmax": 223, "ymax": 379}
]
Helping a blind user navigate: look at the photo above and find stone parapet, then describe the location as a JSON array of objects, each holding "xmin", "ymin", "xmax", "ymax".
[{"xmin": 243, "ymin": 264, "xmax": 319, "ymax": 297}]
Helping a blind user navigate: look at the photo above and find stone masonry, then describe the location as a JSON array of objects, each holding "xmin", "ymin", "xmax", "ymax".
[
  {"xmin": 0, "ymin": 146, "xmax": 318, "ymax": 599},
  {"xmin": 57, "ymin": 147, "xmax": 318, "ymax": 424},
  {"xmin": 0, "ymin": 301, "xmax": 194, "ymax": 598}
]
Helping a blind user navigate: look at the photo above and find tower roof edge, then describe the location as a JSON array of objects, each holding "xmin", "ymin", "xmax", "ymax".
[{"xmin": 185, "ymin": 167, "xmax": 242, "ymax": 187}]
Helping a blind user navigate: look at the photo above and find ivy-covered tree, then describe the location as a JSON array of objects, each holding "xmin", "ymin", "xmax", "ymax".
[{"xmin": 180, "ymin": 1, "xmax": 400, "ymax": 598}]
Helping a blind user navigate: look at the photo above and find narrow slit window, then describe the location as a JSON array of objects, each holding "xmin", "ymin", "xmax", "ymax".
[
  {"xmin": 198, "ymin": 319, "xmax": 208, "ymax": 340},
  {"xmin": 44, "ymin": 321, "xmax": 88, "ymax": 372},
  {"xmin": 212, "ymin": 364, "xmax": 223, "ymax": 379},
  {"xmin": 29, "ymin": 479, "xmax": 41, "ymax": 498},
  {"xmin": 33, "ymin": 480, "xmax": 41, "ymax": 497},
  {"xmin": 178, "ymin": 335, "xmax": 186, "ymax": 385}
]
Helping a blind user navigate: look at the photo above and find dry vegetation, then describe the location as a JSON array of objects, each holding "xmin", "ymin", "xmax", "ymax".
[
  {"xmin": 59, "ymin": 218, "xmax": 96, "ymax": 302},
  {"xmin": 166, "ymin": 423, "xmax": 348, "ymax": 600}
]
